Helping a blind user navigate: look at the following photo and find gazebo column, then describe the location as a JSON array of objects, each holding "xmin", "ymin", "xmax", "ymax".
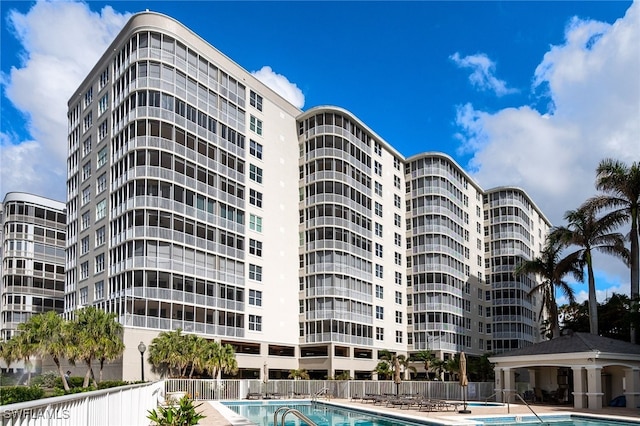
[
  {"xmin": 494, "ymin": 367, "xmax": 504, "ymax": 402},
  {"xmin": 623, "ymin": 367, "xmax": 640, "ymax": 409},
  {"xmin": 502, "ymin": 368, "xmax": 516, "ymax": 402},
  {"xmin": 527, "ymin": 368, "xmax": 537, "ymax": 391},
  {"xmin": 571, "ymin": 366, "xmax": 586, "ymax": 409},
  {"xmin": 585, "ymin": 366, "xmax": 603, "ymax": 409}
]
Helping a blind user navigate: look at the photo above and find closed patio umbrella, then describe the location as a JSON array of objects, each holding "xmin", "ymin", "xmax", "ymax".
[
  {"xmin": 394, "ymin": 357, "xmax": 402, "ymax": 395},
  {"xmin": 459, "ymin": 352, "xmax": 471, "ymax": 413}
]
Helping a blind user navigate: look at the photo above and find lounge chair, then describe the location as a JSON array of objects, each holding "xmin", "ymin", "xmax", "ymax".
[{"xmin": 246, "ymin": 392, "xmax": 262, "ymax": 400}]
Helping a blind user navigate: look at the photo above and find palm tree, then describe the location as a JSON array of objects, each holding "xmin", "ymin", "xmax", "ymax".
[
  {"xmin": 430, "ymin": 358, "xmax": 447, "ymax": 381},
  {"xmin": 21, "ymin": 311, "xmax": 74, "ymax": 390},
  {"xmin": 148, "ymin": 329, "xmax": 186, "ymax": 378},
  {"xmin": 95, "ymin": 313, "xmax": 124, "ymax": 383},
  {"xmin": 410, "ymin": 350, "xmax": 435, "ymax": 380},
  {"xmin": 4, "ymin": 331, "xmax": 36, "ymax": 385},
  {"xmin": 591, "ymin": 158, "xmax": 640, "ymax": 343},
  {"xmin": 514, "ymin": 238, "xmax": 582, "ymax": 339},
  {"xmin": 185, "ymin": 335, "xmax": 207, "ymax": 378},
  {"xmin": 203, "ymin": 340, "xmax": 237, "ymax": 382},
  {"xmin": 550, "ymin": 203, "xmax": 629, "ymax": 335},
  {"xmin": 445, "ymin": 354, "xmax": 460, "ymax": 381},
  {"xmin": 288, "ymin": 369, "xmax": 310, "ymax": 380}
]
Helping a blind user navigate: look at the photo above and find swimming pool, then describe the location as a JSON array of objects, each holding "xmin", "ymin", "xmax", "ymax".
[{"xmin": 220, "ymin": 400, "xmax": 640, "ymax": 426}]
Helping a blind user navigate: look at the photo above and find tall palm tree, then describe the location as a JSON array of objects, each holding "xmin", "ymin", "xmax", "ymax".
[
  {"xmin": 410, "ymin": 350, "xmax": 435, "ymax": 380},
  {"xmin": 550, "ymin": 203, "xmax": 629, "ymax": 335},
  {"xmin": 148, "ymin": 328, "xmax": 186, "ymax": 377},
  {"xmin": 185, "ymin": 335, "xmax": 207, "ymax": 378},
  {"xmin": 514, "ymin": 238, "xmax": 582, "ymax": 339},
  {"xmin": 591, "ymin": 158, "xmax": 640, "ymax": 343},
  {"xmin": 203, "ymin": 341, "xmax": 237, "ymax": 381},
  {"xmin": 96, "ymin": 313, "xmax": 125, "ymax": 383},
  {"xmin": 21, "ymin": 311, "xmax": 74, "ymax": 390},
  {"xmin": 4, "ymin": 331, "xmax": 36, "ymax": 385}
]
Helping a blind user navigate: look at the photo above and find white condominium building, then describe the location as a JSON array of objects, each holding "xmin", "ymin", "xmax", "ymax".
[
  {"xmin": 0, "ymin": 193, "xmax": 66, "ymax": 343},
  {"xmin": 65, "ymin": 11, "xmax": 551, "ymax": 381}
]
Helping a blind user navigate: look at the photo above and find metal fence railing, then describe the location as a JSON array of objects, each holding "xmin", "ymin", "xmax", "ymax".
[{"xmin": 165, "ymin": 379, "xmax": 495, "ymax": 402}]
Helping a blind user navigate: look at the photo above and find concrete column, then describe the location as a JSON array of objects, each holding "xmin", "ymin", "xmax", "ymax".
[
  {"xmin": 623, "ymin": 367, "xmax": 640, "ymax": 409},
  {"xmin": 526, "ymin": 368, "xmax": 537, "ymax": 390},
  {"xmin": 585, "ymin": 366, "xmax": 603, "ymax": 410},
  {"xmin": 494, "ymin": 368, "xmax": 504, "ymax": 402},
  {"xmin": 571, "ymin": 367, "xmax": 586, "ymax": 409},
  {"xmin": 503, "ymin": 368, "xmax": 516, "ymax": 402}
]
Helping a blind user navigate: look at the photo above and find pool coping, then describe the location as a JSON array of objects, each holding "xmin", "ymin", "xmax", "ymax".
[{"xmin": 213, "ymin": 399, "xmax": 640, "ymax": 426}]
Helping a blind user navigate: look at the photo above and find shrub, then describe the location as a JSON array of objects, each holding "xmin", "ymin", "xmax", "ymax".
[
  {"xmin": 0, "ymin": 385, "xmax": 45, "ymax": 405},
  {"xmin": 147, "ymin": 395, "xmax": 205, "ymax": 426},
  {"xmin": 97, "ymin": 380, "xmax": 130, "ymax": 390},
  {"xmin": 31, "ymin": 371, "xmax": 59, "ymax": 388}
]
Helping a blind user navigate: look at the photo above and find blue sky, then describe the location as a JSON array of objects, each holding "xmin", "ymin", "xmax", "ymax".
[{"xmin": 1, "ymin": 1, "xmax": 638, "ymax": 302}]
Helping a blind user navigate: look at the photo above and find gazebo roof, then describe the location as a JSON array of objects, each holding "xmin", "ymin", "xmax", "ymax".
[{"xmin": 491, "ymin": 332, "xmax": 640, "ymax": 359}]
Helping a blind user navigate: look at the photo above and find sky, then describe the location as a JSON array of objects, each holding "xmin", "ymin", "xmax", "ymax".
[{"xmin": 1, "ymin": 1, "xmax": 638, "ymax": 304}]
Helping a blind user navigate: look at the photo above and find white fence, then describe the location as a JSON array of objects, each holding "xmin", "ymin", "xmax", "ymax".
[
  {"xmin": 165, "ymin": 379, "xmax": 495, "ymax": 402},
  {"xmin": 0, "ymin": 381, "xmax": 163, "ymax": 426}
]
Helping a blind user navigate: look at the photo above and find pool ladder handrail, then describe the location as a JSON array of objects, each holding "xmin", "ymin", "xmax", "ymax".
[
  {"xmin": 312, "ymin": 387, "xmax": 330, "ymax": 402},
  {"xmin": 509, "ymin": 391, "xmax": 544, "ymax": 424},
  {"xmin": 273, "ymin": 406, "xmax": 317, "ymax": 426}
]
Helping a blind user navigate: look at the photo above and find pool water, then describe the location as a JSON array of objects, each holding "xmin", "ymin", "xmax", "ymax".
[{"xmin": 222, "ymin": 401, "xmax": 640, "ymax": 426}]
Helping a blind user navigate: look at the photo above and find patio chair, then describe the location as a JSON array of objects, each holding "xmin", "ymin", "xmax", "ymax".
[{"xmin": 246, "ymin": 392, "xmax": 262, "ymax": 400}]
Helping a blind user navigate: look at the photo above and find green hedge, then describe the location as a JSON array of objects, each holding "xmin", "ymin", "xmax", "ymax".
[{"xmin": 0, "ymin": 385, "xmax": 45, "ymax": 405}]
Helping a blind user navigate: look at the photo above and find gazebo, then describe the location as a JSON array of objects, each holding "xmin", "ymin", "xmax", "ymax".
[{"xmin": 489, "ymin": 331, "xmax": 640, "ymax": 410}]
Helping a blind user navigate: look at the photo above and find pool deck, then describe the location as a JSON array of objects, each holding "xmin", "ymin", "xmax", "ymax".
[{"xmin": 197, "ymin": 398, "xmax": 640, "ymax": 425}]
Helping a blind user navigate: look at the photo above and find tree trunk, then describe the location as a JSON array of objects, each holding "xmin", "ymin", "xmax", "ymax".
[
  {"xmin": 586, "ymin": 252, "xmax": 599, "ymax": 335},
  {"xmin": 99, "ymin": 358, "xmax": 105, "ymax": 383},
  {"xmin": 630, "ymin": 213, "xmax": 639, "ymax": 344},
  {"xmin": 83, "ymin": 359, "xmax": 92, "ymax": 388},
  {"xmin": 54, "ymin": 357, "xmax": 70, "ymax": 391}
]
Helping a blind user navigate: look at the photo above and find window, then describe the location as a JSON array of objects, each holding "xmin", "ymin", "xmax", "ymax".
[
  {"xmin": 82, "ymin": 187, "xmax": 91, "ymax": 206},
  {"xmin": 79, "ymin": 286, "xmax": 88, "ymax": 305},
  {"xmin": 375, "ymin": 182, "xmax": 382, "ymax": 196},
  {"xmin": 394, "ymin": 213, "xmax": 401, "ymax": 227},
  {"xmin": 249, "ymin": 214, "xmax": 262, "ymax": 232},
  {"xmin": 375, "ymin": 284, "xmax": 383, "ymax": 299},
  {"xmin": 374, "ymin": 202, "xmax": 382, "ymax": 217},
  {"xmin": 394, "ymin": 175, "xmax": 401, "ymax": 189},
  {"xmin": 249, "ymin": 164, "xmax": 263, "ymax": 183},
  {"xmin": 98, "ymin": 93, "xmax": 108, "ymax": 115},
  {"xmin": 98, "ymin": 120, "xmax": 108, "ymax": 140},
  {"xmin": 99, "ymin": 68, "xmax": 109, "ymax": 89},
  {"xmin": 83, "ymin": 111, "xmax": 93, "ymax": 132},
  {"xmin": 95, "ymin": 226, "xmax": 106, "ymax": 247},
  {"xmin": 394, "ymin": 232, "xmax": 401, "ymax": 246},
  {"xmin": 249, "ymin": 189, "xmax": 262, "ymax": 207},
  {"xmin": 81, "ymin": 236, "xmax": 90, "ymax": 254},
  {"xmin": 82, "ymin": 161, "xmax": 91, "ymax": 181},
  {"xmin": 249, "ymin": 140, "xmax": 263, "ymax": 159},
  {"xmin": 249, "ymin": 264, "xmax": 262, "ymax": 281},
  {"xmin": 395, "ymin": 291, "xmax": 402, "ymax": 304},
  {"xmin": 82, "ymin": 137, "xmax": 92, "ymax": 157},
  {"xmin": 394, "ymin": 194, "xmax": 401, "ymax": 208},
  {"xmin": 249, "ymin": 289, "xmax": 262, "ymax": 306},
  {"xmin": 375, "ymin": 306, "xmax": 384, "ymax": 320},
  {"xmin": 375, "ymin": 264, "xmax": 383, "ymax": 279},
  {"xmin": 375, "ymin": 222, "xmax": 383, "ymax": 237},
  {"xmin": 374, "ymin": 161, "xmax": 382, "ymax": 176},
  {"xmin": 249, "ymin": 91, "xmax": 263, "ymax": 111},
  {"xmin": 81, "ymin": 212, "xmax": 90, "ymax": 230},
  {"xmin": 95, "ymin": 253, "xmax": 105, "ymax": 273},
  {"xmin": 375, "ymin": 243, "xmax": 383, "ymax": 257},
  {"xmin": 376, "ymin": 327, "xmax": 384, "ymax": 340},
  {"xmin": 395, "ymin": 271, "xmax": 402, "ymax": 285},
  {"xmin": 97, "ymin": 147, "xmax": 107, "ymax": 169},
  {"xmin": 96, "ymin": 173, "xmax": 107, "ymax": 194},
  {"xmin": 84, "ymin": 87, "xmax": 93, "ymax": 107},
  {"xmin": 249, "ymin": 314, "xmax": 262, "ymax": 331},
  {"xmin": 249, "ymin": 239, "xmax": 262, "ymax": 257},
  {"xmin": 95, "ymin": 199, "xmax": 106, "ymax": 221},
  {"xmin": 250, "ymin": 115, "xmax": 262, "ymax": 135},
  {"xmin": 94, "ymin": 281, "xmax": 104, "ymax": 300},
  {"xmin": 80, "ymin": 262, "xmax": 89, "ymax": 280},
  {"xmin": 395, "ymin": 311, "xmax": 402, "ymax": 324},
  {"xmin": 374, "ymin": 142, "xmax": 382, "ymax": 156},
  {"xmin": 394, "ymin": 252, "xmax": 401, "ymax": 266},
  {"xmin": 393, "ymin": 157, "xmax": 401, "ymax": 170},
  {"xmin": 395, "ymin": 330, "xmax": 403, "ymax": 343}
]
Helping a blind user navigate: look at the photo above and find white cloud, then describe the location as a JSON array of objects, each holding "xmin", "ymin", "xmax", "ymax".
[
  {"xmin": 455, "ymin": 2, "xmax": 640, "ymax": 295},
  {"xmin": 251, "ymin": 66, "xmax": 305, "ymax": 109},
  {"xmin": 450, "ymin": 52, "xmax": 518, "ymax": 96},
  {"xmin": 456, "ymin": 1, "xmax": 640, "ymax": 231},
  {"xmin": 0, "ymin": 1, "xmax": 131, "ymax": 201}
]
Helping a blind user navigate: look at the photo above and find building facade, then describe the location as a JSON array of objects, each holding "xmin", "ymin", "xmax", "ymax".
[
  {"xmin": 0, "ymin": 193, "xmax": 66, "ymax": 343},
  {"xmin": 65, "ymin": 11, "xmax": 551, "ymax": 381}
]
